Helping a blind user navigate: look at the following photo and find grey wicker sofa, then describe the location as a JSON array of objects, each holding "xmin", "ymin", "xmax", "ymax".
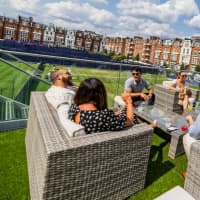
[{"xmin": 26, "ymin": 92, "xmax": 153, "ymax": 200}]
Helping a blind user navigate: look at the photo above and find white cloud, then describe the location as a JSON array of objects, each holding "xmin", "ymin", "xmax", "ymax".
[
  {"xmin": 0, "ymin": 0, "xmax": 41, "ymax": 16},
  {"xmin": 0, "ymin": 0, "xmax": 199, "ymax": 38},
  {"xmin": 117, "ymin": 0, "xmax": 199, "ymax": 23},
  {"xmin": 117, "ymin": 15, "xmax": 175, "ymax": 38},
  {"xmin": 9, "ymin": 0, "xmax": 40, "ymax": 12},
  {"xmin": 53, "ymin": 18, "xmax": 95, "ymax": 31},
  {"xmin": 44, "ymin": 1, "xmax": 116, "ymax": 27},
  {"xmin": 87, "ymin": 0, "xmax": 108, "ymax": 5},
  {"xmin": 185, "ymin": 15, "xmax": 200, "ymax": 29}
]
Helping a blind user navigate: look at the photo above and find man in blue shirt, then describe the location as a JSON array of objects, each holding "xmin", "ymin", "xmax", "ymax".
[
  {"xmin": 182, "ymin": 113, "xmax": 200, "ymax": 178},
  {"xmin": 124, "ymin": 67, "xmax": 154, "ymax": 106},
  {"xmin": 183, "ymin": 114, "xmax": 200, "ymax": 158}
]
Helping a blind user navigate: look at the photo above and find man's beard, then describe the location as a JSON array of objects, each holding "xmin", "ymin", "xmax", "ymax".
[{"xmin": 62, "ymin": 77, "xmax": 73, "ymax": 86}]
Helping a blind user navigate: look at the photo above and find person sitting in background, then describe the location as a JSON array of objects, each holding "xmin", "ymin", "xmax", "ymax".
[
  {"xmin": 45, "ymin": 69, "xmax": 77, "ymax": 119},
  {"xmin": 124, "ymin": 67, "xmax": 154, "ymax": 106},
  {"xmin": 168, "ymin": 71, "xmax": 189, "ymax": 110},
  {"xmin": 182, "ymin": 113, "xmax": 200, "ymax": 178},
  {"xmin": 69, "ymin": 78, "xmax": 138, "ymax": 134},
  {"xmin": 183, "ymin": 88, "xmax": 192, "ymax": 110}
]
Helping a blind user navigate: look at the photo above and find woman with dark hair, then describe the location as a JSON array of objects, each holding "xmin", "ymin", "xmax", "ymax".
[{"xmin": 69, "ymin": 78, "xmax": 137, "ymax": 134}]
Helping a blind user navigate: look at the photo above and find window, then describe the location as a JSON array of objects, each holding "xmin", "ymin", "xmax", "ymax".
[
  {"xmin": 5, "ymin": 27, "xmax": 15, "ymax": 39},
  {"xmin": 33, "ymin": 32, "xmax": 41, "ymax": 41},
  {"xmin": 154, "ymin": 51, "xmax": 160, "ymax": 59},
  {"xmin": 19, "ymin": 30, "xmax": 29, "ymax": 42},
  {"xmin": 163, "ymin": 52, "xmax": 168, "ymax": 60},
  {"xmin": 191, "ymin": 57, "xmax": 198, "ymax": 65},
  {"xmin": 184, "ymin": 41, "xmax": 189, "ymax": 47},
  {"xmin": 171, "ymin": 54, "xmax": 177, "ymax": 61}
]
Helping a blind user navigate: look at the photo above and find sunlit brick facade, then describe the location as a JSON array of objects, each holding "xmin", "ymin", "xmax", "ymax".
[
  {"xmin": 75, "ymin": 30, "xmax": 84, "ymax": 50},
  {"xmin": 65, "ymin": 30, "xmax": 76, "ymax": 49},
  {"xmin": 91, "ymin": 34, "xmax": 102, "ymax": 52},
  {"xmin": 2, "ymin": 15, "xmax": 200, "ymax": 65},
  {"xmin": 141, "ymin": 36, "xmax": 159, "ymax": 63},
  {"xmin": 1, "ymin": 16, "xmax": 18, "ymax": 40},
  {"xmin": 153, "ymin": 39, "xmax": 163, "ymax": 65},
  {"xmin": 133, "ymin": 36, "xmax": 144, "ymax": 60},
  {"xmin": 17, "ymin": 16, "xmax": 33, "ymax": 42},
  {"xmin": 31, "ymin": 22, "xmax": 44, "ymax": 43},
  {"xmin": 190, "ymin": 37, "xmax": 200, "ymax": 66},
  {"xmin": 105, "ymin": 37, "xmax": 125, "ymax": 55},
  {"xmin": 0, "ymin": 15, "xmax": 102, "ymax": 52},
  {"xmin": 55, "ymin": 27, "xmax": 65, "ymax": 46},
  {"xmin": 169, "ymin": 38, "xmax": 182, "ymax": 66},
  {"xmin": 179, "ymin": 38, "xmax": 192, "ymax": 65},
  {"xmin": 124, "ymin": 38, "xmax": 134, "ymax": 58}
]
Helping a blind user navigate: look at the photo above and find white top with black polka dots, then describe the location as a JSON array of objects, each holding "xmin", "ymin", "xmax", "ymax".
[{"xmin": 69, "ymin": 104, "xmax": 128, "ymax": 134}]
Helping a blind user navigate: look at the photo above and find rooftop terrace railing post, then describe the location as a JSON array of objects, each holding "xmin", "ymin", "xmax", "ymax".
[
  {"xmin": 115, "ymin": 64, "xmax": 121, "ymax": 96},
  {"xmin": 11, "ymin": 77, "xmax": 15, "ymax": 99},
  {"xmin": 21, "ymin": 107, "xmax": 29, "ymax": 119},
  {"xmin": 5, "ymin": 100, "xmax": 15, "ymax": 120}
]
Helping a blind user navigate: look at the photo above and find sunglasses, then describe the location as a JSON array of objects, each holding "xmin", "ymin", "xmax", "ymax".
[
  {"xmin": 181, "ymin": 74, "xmax": 187, "ymax": 77},
  {"xmin": 132, "ymin": 72, "xmax": 140, "ymax": 76}
]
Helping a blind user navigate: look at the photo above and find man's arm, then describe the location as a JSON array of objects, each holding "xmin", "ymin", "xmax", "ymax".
[
  {"xmin": 124, "ymin": 78, "xmax": 146, "ymax": 98},
  {"xmin": 125, "ymin": 90, "xmax": 144, "ymax": 98},
  {"xmin": 144, "ymin": 79, "xmax": 153, "ymax": 100},
  {"xmin": 187, "ymin": 114, "xmax": 200, "ymax": 140},
  {"xmin": 168, "ymin": 80, "xmax": 180, "ymax": 91},
  {"xmin": 147, "ymin": 88, "xmax": 153, "ymax": 98}
]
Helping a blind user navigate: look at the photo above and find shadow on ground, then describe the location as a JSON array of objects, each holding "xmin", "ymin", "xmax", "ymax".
[{"xmin": 145, "ymin": 130, "xmax": 175, "ymax": 187}]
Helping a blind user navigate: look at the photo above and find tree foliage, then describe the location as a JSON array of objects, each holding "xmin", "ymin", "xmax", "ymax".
[
  {"xmin": 195, "ymin": 65, "xmax": 200, "ymax": 72},
  {"xmin": 134, "ymin": 54, "xmax": 140, "ymax": 61},
  {"xmin": 180, "ymin": 63, "xmax": 185, "ymax": 71}
]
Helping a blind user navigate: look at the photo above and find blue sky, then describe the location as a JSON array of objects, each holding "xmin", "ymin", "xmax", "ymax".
[{"xmin": 1, "ymin": 0, "xmax": 200, "ymax": 38}]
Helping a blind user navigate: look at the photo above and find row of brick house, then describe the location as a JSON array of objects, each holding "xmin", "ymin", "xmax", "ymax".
[
  {"xmin": 1, "ymin": 15, "xmax": 200, "ymax": 67},
  {"xmin": 104, "ymin": 36, "xmax": 200, "ymax": 67},
  {"xmin": 0, "ymin": 16, "xmax": 103, "ymax": 52}
]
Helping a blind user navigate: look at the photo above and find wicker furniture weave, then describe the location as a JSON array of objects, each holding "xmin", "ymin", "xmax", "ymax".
[
  {"xmin": 155, "ymin": 140, "xmax": 200, "ymax": 199},
  {"xmin": 184, "ymin": 140, "xmax": 200, "ymax": 200},
  {"xmin": 154, "ymin": 84, "xmax": 199, "ymax": 114},
  {"xmin": 26, "ymin": 92, "xmax": 153, "ymax": 200}
]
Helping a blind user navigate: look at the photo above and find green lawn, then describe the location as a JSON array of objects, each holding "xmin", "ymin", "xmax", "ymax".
[
  {"xmin": 0, "ymin": 129, "xmax": 187, "ymax": 200},
  {"xmin": 0, "ymin": 61, "xmax": 38, "ymax": 99},
  {"xmin": 0, "ymin": 61, "xmax": 167, "ymax": 105},
  {"xmin": 0, "ymin": 129, "xmax": 29, "ymax": 200}
]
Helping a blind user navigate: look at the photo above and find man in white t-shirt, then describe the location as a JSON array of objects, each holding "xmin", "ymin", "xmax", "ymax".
[{"xmin": 45, "ymin": 69, "xmax": 77, "ymax": 119}]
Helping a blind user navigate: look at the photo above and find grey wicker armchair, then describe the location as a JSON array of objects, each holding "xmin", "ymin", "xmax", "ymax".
[
  {"xmin": 26, "ymin": 92, "xmax": 153, "ymax": 200},
  {"xmin": 155, "ymin": 140, "xmax": 200, "ymax": 200},
  {"xmin": 154, "ymin": 84, "xmax": 199, "ymax": 114},
  {"xmin": 184, "ymin": 140, "xmax": 200, "ymax": 200}
]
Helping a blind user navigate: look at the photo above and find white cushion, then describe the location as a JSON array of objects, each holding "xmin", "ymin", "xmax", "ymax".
[
  {"xmin": 114, "ymin": 96, "xmax": 126, "ymax": 110},
  {"xmin": 162, "ymin": 80, "xmax": 174, "ymax": 89},
  {"xmin": 57, "ymin": 105, "xmax": 86, "ymax": 137},
  {"xmin": 155, "ymin": 186, "xmax": 195, "ymax": 200}
]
